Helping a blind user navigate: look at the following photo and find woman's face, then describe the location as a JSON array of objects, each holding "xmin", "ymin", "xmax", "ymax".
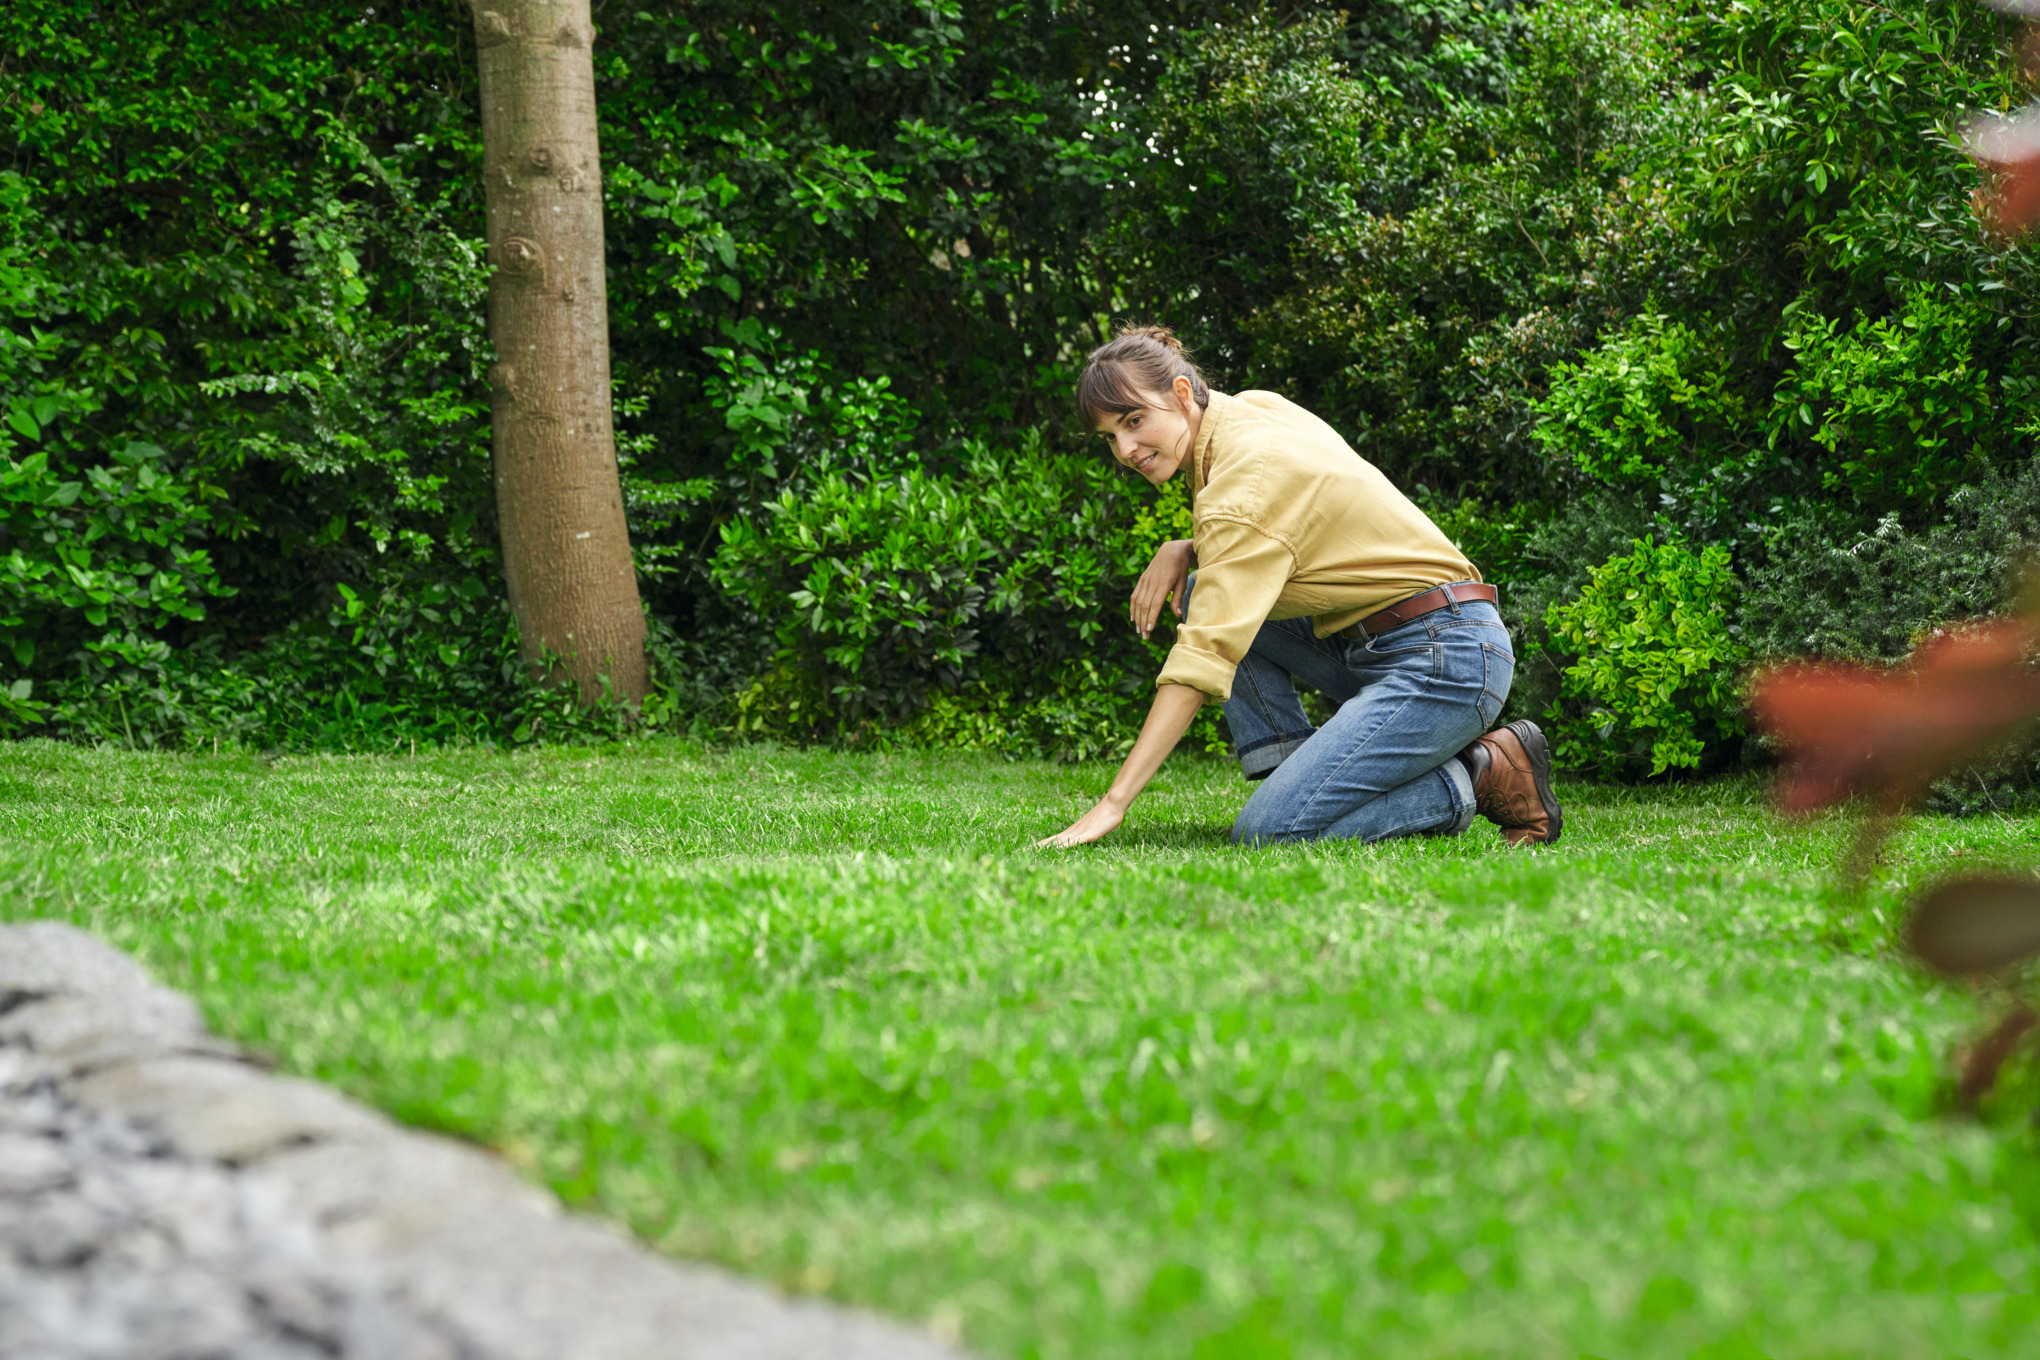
[{"xmin": 1094, "ymin": 377, "xmax": 1201, "ymax": 487}]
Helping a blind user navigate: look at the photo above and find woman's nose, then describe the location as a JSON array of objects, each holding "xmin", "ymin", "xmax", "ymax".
[{"xmin": 1114, "ymin": 433, "xmax": 1140, "ymax": 461}]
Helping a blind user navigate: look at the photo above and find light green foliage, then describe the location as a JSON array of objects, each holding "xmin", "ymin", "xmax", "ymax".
[
  {"xmin": 1771, "ymin": 287, "xmax": 2001, "ymax": 507},
  {"xmin": 1534, "ymin": 313, "xmax": 1748, "ymax": 484},
  {"xmin": 7, "ymin": 743, "xmax": 2040, "ymax": 1357},
  {"xmin": 695, "ymin": 319, "xmax": 918, "ymax": 486},
  {"xmin": 1423, "ymin": 497, "xmax": 1542, "ymax": 590},
  {"xmin": 1126, "ymin": 477, "xmax": 1194, "ymax": 554},
  {"xmin": 1546, "ymin": 538, "xmax": 1750, "ymax": 776}
]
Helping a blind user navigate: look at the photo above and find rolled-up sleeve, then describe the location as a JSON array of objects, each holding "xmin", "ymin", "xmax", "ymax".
[{"xmin": 1156, "ymin": 518, "xmax": 1294, "ymax": 701}]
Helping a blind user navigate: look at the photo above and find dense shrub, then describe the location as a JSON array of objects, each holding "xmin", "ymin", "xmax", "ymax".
[
  {"xmin": 1, "ymin": 0, "xmax": 1260, "ymax": 749},
  {"xmin": 1738, "ymin": 456, "xmax": 2040, "ymax": 663},
  {"xmin": 1218, "ymin": 0, "xmax": 1695, "ymax": 498},
  {"xmin": 12, "ymin": 0, "xmax": 2040, "ymax": 783},
  {"xmin": 1544, "ymin": 538, "xmax": 1749, "ymax": 777},
  {"xmin": 713, "ymin": 439, "xmax": 1222, "ymax": 759}
]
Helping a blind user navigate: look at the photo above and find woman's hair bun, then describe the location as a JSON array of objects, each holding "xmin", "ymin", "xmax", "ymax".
[{"xmin": 1116, "ymin": 323, "xmax": 1185, "ymax": 354}]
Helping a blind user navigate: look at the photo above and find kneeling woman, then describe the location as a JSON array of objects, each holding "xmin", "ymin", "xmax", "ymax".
[{"xmin": 1040, "ymin": 327, "xmax": 1562, "ymax": 849}]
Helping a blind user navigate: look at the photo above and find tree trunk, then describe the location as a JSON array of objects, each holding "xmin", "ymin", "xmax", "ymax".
[{"xmin": 472, "ymin": 0, "xmax": 646, "ymax": 705}]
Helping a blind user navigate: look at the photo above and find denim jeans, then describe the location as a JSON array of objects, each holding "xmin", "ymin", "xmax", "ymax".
[{"xmin": 1213, "ymin": 588, "xmax": 1514, "ymax": 845}]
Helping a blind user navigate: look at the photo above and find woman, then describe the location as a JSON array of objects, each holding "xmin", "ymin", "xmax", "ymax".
[{"xmin": 1039, "ymin": 326, "xmax": 1562, "ymax": 849}]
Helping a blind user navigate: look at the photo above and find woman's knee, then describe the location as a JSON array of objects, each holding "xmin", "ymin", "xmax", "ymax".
[
  {"xmin": 1229, "ymin": 788, "xmax": 1324, "ymax": 846},
  {"xmin": 1231, "ymin": 811, "xmax": 1307, "ymax": 847}
]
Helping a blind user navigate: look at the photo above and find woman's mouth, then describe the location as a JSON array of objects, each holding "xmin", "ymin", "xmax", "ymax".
[{"xmin": 1133, "ymin": 449, "xmax": 1158, "ymax": 474}]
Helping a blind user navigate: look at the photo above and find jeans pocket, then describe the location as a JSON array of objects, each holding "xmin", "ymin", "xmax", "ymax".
[{"xmin": 1358, "ymin": 642, "xmax": 1440, "ymax": 683}]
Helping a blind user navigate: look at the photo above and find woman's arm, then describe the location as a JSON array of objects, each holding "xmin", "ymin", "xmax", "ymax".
[{"xmin": 1036, "ymin": 683, "xmax": 1206, "ymax": 847}]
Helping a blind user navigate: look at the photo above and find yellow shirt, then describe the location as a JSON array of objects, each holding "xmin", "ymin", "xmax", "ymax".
[{"xmin": 1156, "ymin": 389, "xmax": 1477, "ymax": 701}]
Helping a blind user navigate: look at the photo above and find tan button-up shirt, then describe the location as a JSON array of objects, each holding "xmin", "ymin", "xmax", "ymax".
[{"xmin": 1156, "ymin": 389, "xmax": 1477, "ymax": 701}]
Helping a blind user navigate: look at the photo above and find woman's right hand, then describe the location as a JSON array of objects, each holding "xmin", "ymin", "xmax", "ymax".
[{"xmin": 1130, "ymin": 539, "xmax": 1195, "ymax": 641}]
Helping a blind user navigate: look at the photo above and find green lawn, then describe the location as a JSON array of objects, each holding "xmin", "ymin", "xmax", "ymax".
[{"xmin": 5, "ymin": 739, "xmax": 2040, "ymax": 1358}]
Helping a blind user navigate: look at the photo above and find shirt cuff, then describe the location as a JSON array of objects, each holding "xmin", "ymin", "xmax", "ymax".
[{"xmin": 1156, "ymin": 644, "xmax": 1236, "ymax": 702}]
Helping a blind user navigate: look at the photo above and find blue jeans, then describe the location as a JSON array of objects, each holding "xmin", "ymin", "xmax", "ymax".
[{"xmin": 1217, "ymin": 590, "xmax": 1514, "ymax": 845}]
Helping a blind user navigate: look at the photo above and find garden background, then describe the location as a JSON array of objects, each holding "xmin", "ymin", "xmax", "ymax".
[
  {"xmin": 8, "ymin": 0, "xmax": 2040, "ymax": 773},
  {"xmin": 20, "ymin": 6, "xmax": 2040, "ymax": 1357}
]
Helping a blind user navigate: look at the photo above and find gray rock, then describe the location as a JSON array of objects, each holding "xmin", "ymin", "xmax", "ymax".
[
  {"xmin": 71, "ymin": 1058, "xmax": 388, "ymax": 1165},
  {"xmin": 3, "ymin": 1187, "xmax": 116, "ymax": 1268},
  {"xmin": 0, "ymin": 992, "xmax": 234, "ymax": 1077},
  {"xmin": 0, "ymin": 1130, "xmax": 70, "ymax": 1194},
  {"xmin": 0, "ymin": 921, "xmax": 974, "ymax": 1360},
  {"xmin": 0, "ymin": 921, "xmax": 160, "ymax": 1002}
]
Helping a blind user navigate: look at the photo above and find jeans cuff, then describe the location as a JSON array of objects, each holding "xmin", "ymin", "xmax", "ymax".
[
  {"xmin": 1236, "ymin": 730, "xmax": 1316, "ymax": 782},
  {"xmin": 1438, "ymin": 755, "xmax": 1477, "ymax": 835}
]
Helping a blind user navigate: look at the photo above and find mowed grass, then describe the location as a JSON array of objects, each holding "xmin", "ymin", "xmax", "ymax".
[{"xmin": 6, "ymin": 740, "xmax": 2040, "ymax": 1358}]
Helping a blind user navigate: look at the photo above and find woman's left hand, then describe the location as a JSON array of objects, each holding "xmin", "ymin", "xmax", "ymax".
[
  {"xmin": 1130, "ymin": 539, "xmax": 1194, "ymax": 640},
  {"xmin": 1033, "ymin": 685, "xmax": 1204, "ymax": 848},
  {"xmin": 1037, "ymin": 797, "xmax": 1127, "ymax": 848}
]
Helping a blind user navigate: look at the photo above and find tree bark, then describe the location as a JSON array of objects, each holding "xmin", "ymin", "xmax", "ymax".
[{"xmin": 472, "ymin": 0, "xmax": 646, "ymax": 705}]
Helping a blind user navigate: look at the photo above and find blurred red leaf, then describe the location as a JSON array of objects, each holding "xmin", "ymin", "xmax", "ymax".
[
  {"xmin": 1750, "ymin": 618, "xmax": 2040, "ymax": 815},
  {"xmin": 1966, "ymin": 108, "xmax": 2040, "ymax": 237}
]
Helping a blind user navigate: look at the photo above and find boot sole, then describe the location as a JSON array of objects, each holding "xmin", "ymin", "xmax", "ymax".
[{"xmin": 1505, "ymin": 719, "xmax": 1563, "ymax": 846}]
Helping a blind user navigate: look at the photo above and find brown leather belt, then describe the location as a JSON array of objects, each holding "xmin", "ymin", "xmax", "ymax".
[{"xmin": 1338, "ymin": 582, "xmax": 1499, "ymax": 639}]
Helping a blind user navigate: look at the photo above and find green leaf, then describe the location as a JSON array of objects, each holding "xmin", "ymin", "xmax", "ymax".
[{"xmin": 7, "ymin": 408, "xmax": 38, "ymax": 441}]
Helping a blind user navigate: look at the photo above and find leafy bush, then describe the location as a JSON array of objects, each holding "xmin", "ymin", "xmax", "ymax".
[
  {"xmin": 1507, "ymin": 0, "xmax": 2040, "ymax": 782},
  {"xmin": 1735, "ymin": 448, "xmax": 2040, "ymax": 665},
  {"xmin": 27, "ymin": 583, "xmax": 746, "ymax": 755},
  {"xmin": 0, "ymin": 178, "xmax": 235, "ymax": 730},
  {"xmin": 1545, "ymin": 537, "xmax": 1749, "ymax": 777},
  {"xmin": 9, "ymin": 0, "xmax": 2040, "ymax": 782},
  {"xmin": 1222, "ymin": 0, "xmax": 1695, "ymax": 497},
  {"xmin": 1533, "ymin": 313, "xmax": 1750, "ymax": 485},
  {"xmin": 1733, "ymin": 459, "xmax": 2040, "ymax": 812},
  {"xmin": 3, "ymin": 0, "xmax": 1269, "ymax": 752},
  {"xmin": 713, "ymin": 437, "xmax": 1220, "ymax": 758},
  {"xmin": 1768, "ymin": 287, "xmax": 2020, "ymax": 514}
]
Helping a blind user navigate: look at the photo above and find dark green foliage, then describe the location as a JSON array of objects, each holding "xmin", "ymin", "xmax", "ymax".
[
  {"xmin": 1740, "ymin": 462, "xmax": 2040, "ymax": 665},
  {"xmin": 713, "ymin": 442, "xmax": 1225, "ymax": 758},
  {"xmin": 0, "ymin": 0, "xmax": 1259, "ymax": 748},
  {"xmin": 1219, "ymin": 0, "xmax": 1693, "ymax": 496},
  {"xmin": 3, "ymin": 0, "xmax": 496, "ymax": 740},
  {"xmin": 11, "ymin": 0, "xmax": 2040, "ymax": 774}
]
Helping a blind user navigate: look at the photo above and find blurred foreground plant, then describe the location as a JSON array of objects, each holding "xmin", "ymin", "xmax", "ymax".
[{"xmin": 1752, "ymin": 596, "xmax": 2040, "ymax": 1109}]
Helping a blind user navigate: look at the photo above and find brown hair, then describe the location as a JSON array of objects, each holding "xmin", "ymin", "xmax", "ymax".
[{"xmin": 1076, "ymin": 324, "xmax": 1210, "ymax": 428}]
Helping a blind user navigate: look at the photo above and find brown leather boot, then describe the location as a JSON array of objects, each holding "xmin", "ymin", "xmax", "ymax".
[{"xmin": 1456, "ymin": 720, "xmax": 1562, "ymax": 846}]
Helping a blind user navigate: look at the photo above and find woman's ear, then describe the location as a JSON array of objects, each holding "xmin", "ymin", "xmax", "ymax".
[{"xmin": 1174, "ymin": 374, "xmax": 1195, "ymax": 412}]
